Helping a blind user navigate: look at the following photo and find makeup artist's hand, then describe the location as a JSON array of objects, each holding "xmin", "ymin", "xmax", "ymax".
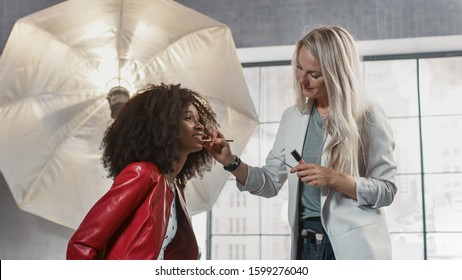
[
  {"xmin": 290, "ymin": 162, "xmax": 338, "ymax": 187},
  {"xmin": 290, "ymin": 162, "xmax": 357, "ymax": 199},
  {"xmin": 203, "ymin": 129, "xmax": 234, "ymax": 166}
]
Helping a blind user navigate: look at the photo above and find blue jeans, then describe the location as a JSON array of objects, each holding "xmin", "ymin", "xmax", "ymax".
[{"xmin": 297, "ymin": 217, "xmax": 336, "ymax": 260}]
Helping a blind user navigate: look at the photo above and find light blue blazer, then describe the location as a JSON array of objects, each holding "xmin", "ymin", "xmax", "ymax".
[{"xmin": 237, "ymin": 100, "xmax": 397, "ymax": 259}]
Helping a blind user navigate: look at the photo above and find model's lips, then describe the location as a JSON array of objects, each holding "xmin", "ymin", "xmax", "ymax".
[
  {"xmin": 194, "ymin": 135, "xmax": 235, "ymax": 143},
  {"xmin": 193, "ymin": 134, "xmax": 208, "ymax": 142}
]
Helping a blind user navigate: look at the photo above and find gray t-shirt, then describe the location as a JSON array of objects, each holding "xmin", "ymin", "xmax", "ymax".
[{"xmin": 299, "ymin": 106, "xmax": 326, "ymax": 221}]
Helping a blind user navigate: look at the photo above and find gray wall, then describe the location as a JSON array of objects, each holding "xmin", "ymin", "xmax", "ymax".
[
  {"xmin": 1, "ymin": 0, "xmax": 461, "ymax": 259},
  {"xmin": 0, "ymin": 173, "xmax": 73, "ymax": 259},
  {"xmin": 177, "ymin": 0, "xmax": 462, "ymax": 47},
  {"xmin": 0, "ymin": 0, "xmax": 63, "ymax": 55},
  {"xmin": 1, "ymin": 0, "xmax": 462, "ymax": 53}
]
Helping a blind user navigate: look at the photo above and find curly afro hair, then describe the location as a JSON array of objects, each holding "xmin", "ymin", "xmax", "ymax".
[{"xmin": 100, "ymin": 83, "xmax": 219, "ymax": 186}]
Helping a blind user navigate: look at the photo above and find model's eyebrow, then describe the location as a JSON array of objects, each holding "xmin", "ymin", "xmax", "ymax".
[{"xmin": 184, "ymin": 110, "xmax": 200, "ymax": 119}]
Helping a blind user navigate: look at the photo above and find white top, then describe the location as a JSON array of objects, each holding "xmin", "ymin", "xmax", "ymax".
[{"xmin": 157, "ymin": 188, "xmax": 177, "ymax": 260}]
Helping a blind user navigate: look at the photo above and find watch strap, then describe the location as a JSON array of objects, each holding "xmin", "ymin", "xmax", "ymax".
[{"xmin": 223, "ymin": 155, "xmax": 241, "ymax": 172}]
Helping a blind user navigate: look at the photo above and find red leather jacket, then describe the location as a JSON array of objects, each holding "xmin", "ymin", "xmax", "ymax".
[{"xmin": 66, "ymin": 162, "xmax": 199, "ymax": 260}]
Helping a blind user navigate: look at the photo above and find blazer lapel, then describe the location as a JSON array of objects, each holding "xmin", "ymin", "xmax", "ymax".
[{"xmin": 286, "ymin": 100, "xmax": 314, "ymax": 232}]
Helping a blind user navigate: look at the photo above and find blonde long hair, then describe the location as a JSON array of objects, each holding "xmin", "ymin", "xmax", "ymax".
[{"xmin": 292, "ymin": 26, "xmax": 369, "ymax": 176}]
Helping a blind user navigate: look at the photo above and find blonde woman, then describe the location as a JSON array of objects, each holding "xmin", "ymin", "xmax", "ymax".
[{"xmin": 206, "ymin": 26, "xmax": 397, "ymax": 260}]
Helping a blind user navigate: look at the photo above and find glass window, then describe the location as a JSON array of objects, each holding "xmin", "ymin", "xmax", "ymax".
[
  {"xmin": 259, "ymin": 65, "xmax": 294, "ymax": 122},
  {"xmin": 242, "ymin": 67, "xmax": 261, "ymax": 117},
  {"xmin": 364, "ymin": 59, "xmax": 419, "ymax": 117},
  {"xmin": 419, "ymin": 57, "xmax": 462, "ymax": 116},
  {"xmin": 388, "ymin": 118, "xmax": 421, "ymax": 174},
  {"xmin": 427, "ymin": 233, "xmax": 462, "ymax": 260},
  {"xmin": 421, "ymin": 116, "xmax": 462, "ymax": 173},
  {"xmin": 386, "ymin": 175, "xmax": 423, "ymax": 233},
  {"xmin": 212, "ymin": 236, "xmax": 260, "ymax": 260},
  {"xmin": 390, "ymin": 233, "xmax": 424, "ymax": 260},
  {"xmin": 424, "ymin": 174, "xmax": 462, "ymax": 232},
  {"xmin": 261, "ymin": 235, "xmax": 291, "ymax": 260},
  {"xmin": 260, "ymin": 182, "xmax": 290, "ymax": 235},
  {"xmin": 212, "ymin": 180, "xmax": 260, "ymax": 235}
]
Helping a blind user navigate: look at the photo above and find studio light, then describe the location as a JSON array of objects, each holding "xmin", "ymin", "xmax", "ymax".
[{"xmin": 107, "ymin": 86, "xmax": 130, "ymax": 119}]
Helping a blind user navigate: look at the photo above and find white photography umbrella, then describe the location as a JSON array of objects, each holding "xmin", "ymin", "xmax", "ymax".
[{"xmin": 0, "ymin": 0, "xmax": 258, "ymax": 229}]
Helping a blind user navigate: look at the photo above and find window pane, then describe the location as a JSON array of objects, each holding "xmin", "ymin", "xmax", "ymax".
[
  {"xmin": 260, "ymin": 181, "xmax": 290, "ymax": 235},
  {"xmin": 388, "ymin": 118, "xmax": 421, "ymax": 174},
  {"xmin": 242, "ymin": 67, "xmax": 261, "ymax": 118},
  {"xmin": 261, "ymin": 235, "xmax": 291, "ymax": 260},
  {"xmin": 212, "ymin": 180, "xmax": 260, "ymax": 235},
  {"xmin": 191, "ymin": 211, "xmax": 207, "ymax": 260},
  {"xmin": 211, "ymin": 236, "xmax": 260, "ymax": 260},
  {"xmin": 419, "ymin": 57, "xmax": 462, "ymax": 116},
  {"xmin": 364, "ymin": 59, "xmax": 418, "ymax": 117},
  {"xmin": 390, "ymin": 233, "xmax": 424, "ymax": 259},
  {"xmin": 422, "ymin": 116, "xmax": 462, "ymax": 173},
  {"xmin": 258, "ymin": 123, "xmax": 279, "ymax": 163},
  {"xmin": 239, "ymin": 123, "xmax": 280, "ymax": 167},
  {"xmin": 240, "ymin": 126, "xmax": 261, "ymax": 167},
  {"xmin": 424, "ymin": 174, "xmax": 462, "ymax": 232},
  {"xmin": 427, "ymin": 233, "xmax": 462, "ymax": 260},
  {"xmin": 260, "ymin": 65, "xmax": 293, "ymax": 122},
  {"xmin": 386, "ymin": 175, "xmax": 423, "ymax": 233}
]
